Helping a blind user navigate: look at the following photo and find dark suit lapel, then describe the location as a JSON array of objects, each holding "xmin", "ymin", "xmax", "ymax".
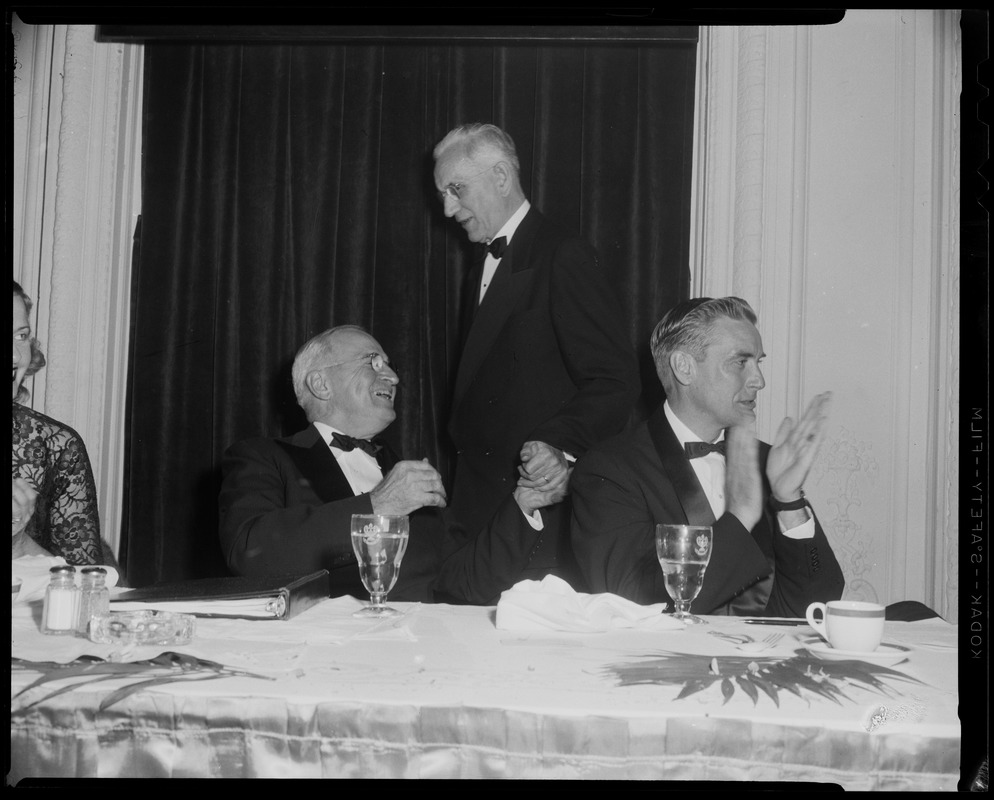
[
  {"xmin": 276, "ymin": 425, "xmax": 354, "ymax": 504},
  {"xmin": 459, "ymin": 257, "xmax": 485, "ymax": 334},
  {"xmin": 647, "ymin": 406, "xmax": 717, "ymax": 527},
  {"xmin": 451, "ymin": 208, "xmax": 540, "ymax": 408}
]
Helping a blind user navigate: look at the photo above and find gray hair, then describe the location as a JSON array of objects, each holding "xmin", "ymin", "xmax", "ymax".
[
  {"xmin": 650, "ymin": 297, "xmax": 757, "ymax": 392},
  {"xmin": 291, "ymin": 324, "xmax": 367, "ymax": 418},
  {"xmin": 433, "ymin": 123, "xmax": 521, "ymax": 177}
]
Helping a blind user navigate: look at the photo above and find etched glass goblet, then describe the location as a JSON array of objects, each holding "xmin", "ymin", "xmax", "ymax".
[
  {"xmin": 350, "ymin": 514, "xmax": 409, "ymax": 618},
  {"xmin": 655, "ymin": 523, "xmax": 713, "ymax": 625}
]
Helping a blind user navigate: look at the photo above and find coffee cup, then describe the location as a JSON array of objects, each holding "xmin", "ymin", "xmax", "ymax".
[{"xmin": 805, "ymin": 600, "xmax": 885, "ymax": 652}]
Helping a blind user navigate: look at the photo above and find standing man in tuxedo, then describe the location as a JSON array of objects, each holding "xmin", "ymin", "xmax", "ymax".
[
  {"xmin": 433, "ymin": 123, "xmax": 641, "ymax": 588},
  {"xmin": 219, "ymin": 325, "xmax": 566, "ymax": 602},
  {"xmin": 570, "ymin": 297, "xmax": 844, "ymax": 616}
]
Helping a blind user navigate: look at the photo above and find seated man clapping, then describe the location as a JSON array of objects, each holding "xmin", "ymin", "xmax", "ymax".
[{"xmin": 571, "ymin": 297, "xmax": 844, "ymax": 616}]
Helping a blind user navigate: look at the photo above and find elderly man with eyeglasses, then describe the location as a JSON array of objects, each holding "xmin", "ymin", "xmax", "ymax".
[
  {"xmin": 432, "ymin": 124, "xmax": 641, "ymax": 593},
  {"xmin": 219, "ymin": 325, "xmax": 566, "ymax": 602}
]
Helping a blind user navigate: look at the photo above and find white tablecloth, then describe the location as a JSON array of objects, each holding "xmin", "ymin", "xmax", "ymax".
[{"xmin": 10, "ymin": 595, "xmax": 961, "ymax": 786}]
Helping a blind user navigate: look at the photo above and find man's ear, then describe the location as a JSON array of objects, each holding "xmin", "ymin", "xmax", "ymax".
[
  {"xmin": 305, "ymin": 369, "xmax": 332, "ymax": 402},
  {"xmin": 492, "ymin": 161, "xmax": 512, "ymax": 197},
  {"xmin": 670, "ymin": 350, "xmax": 696, "ymax": 387}
]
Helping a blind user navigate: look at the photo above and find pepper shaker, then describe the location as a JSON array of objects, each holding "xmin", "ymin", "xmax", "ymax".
[{"xmin": 76, "ymin": 566, "xmax": 110, "ymax": 637}]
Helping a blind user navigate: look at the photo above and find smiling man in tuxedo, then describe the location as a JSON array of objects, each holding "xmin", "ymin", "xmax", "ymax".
[
  {"xmin": 433, "ymin": 123, "xmax": 641, "ymax": 589},
  {"xmin": 570, "ymin": 297, "xmax": 844, "ymax": 616},
  {"xmin": 219, "ymin": 325, "xmax": 566, "ymax": 603}
]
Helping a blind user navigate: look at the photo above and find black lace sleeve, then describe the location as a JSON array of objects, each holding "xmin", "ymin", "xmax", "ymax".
[{"xmin": 12, "ymin": 403, "xmax": 104, "ymax": 565}]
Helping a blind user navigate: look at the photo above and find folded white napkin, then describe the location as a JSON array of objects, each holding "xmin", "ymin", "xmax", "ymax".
[
  {"xmin": 495, "ymin": 575, "xmax": 681, "ymax": 633},
  {"xmin": 12, "ymin": 555, "xmax": 120, "ymax": 604}
]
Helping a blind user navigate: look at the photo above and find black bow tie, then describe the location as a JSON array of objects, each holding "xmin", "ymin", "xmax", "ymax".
[
  {"xmin": 331, "ymin": 432, "xmax": 382, "ymax": 457},
  {"xmin": 486, "ymin": 236, "xmax": 507, "ymax": 259},
  {"xmin": 684, "ymin": 440, "xmax": 726, "ymax": 459}
]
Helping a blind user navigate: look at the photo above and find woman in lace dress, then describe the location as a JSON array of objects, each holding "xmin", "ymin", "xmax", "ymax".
[{"xmin": 12, "ymin": 281, "xmax": 103, "ymax": 564}]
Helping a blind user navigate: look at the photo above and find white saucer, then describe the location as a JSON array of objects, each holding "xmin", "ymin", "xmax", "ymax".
[{"xmin": 803, "ymin": 641, "xmax": 910, "ymax": 666}]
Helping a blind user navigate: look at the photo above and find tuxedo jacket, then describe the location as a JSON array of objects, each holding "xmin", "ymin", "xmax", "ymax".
[
  {"xmin": 570, "ymin": 405, "xmax": 845, "ymax": 616},
  {"xmin": 219, "ymin": 425, "xmax": 552, "ymax": 604},
  {"xmin": 447, "ymin": 207, "xmax": 641, "ymax": 572}
]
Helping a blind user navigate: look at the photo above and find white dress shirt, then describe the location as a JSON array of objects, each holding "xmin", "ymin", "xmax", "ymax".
[
  {"xmin": 313, "ymin": 422, "xmax": 382, "ymax": 496},
  {"xmin": 664, "ymin": 402, "xmax": 813, "ymax": 539},
  {"xmin": 665, "ymin": 402, "xmax": 727, "ymax": 518},
  {"xmin": 480, "ymin": 199, "xmax": 530, "ymax": 303}
]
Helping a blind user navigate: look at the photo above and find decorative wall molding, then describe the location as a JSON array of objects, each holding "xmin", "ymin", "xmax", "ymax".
[
  {"xmin": 809, "ymin": 427, "xmax": 881, "ymax": 604},
  {"xmin": 11, "ymin": 21, "xmax": 63, "ymax": 407},
  {"xmin": 693, "ymin": 25, "xmax": 812, "ymax": 439},
  {"xmin": 692, "ymin": 11, "xmax": 960, "ymax": 620},
  {"xmin": 931, "ymin": 11, "xmax": 960, "ymax": 622},
  {"xmin": 690, "ymin": 25, "xmax": 737, "ymax": 301},
  {"xmin": 730, "ymin": 26, "xmax": 766, "ymax": 309},
  {"xmin": 11, "ymin": 20, "xmax": 142, "ymax": 564}
]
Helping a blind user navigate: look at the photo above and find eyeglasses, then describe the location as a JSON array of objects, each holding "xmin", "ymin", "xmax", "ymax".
[
  {"xmin": 317, "ymin": 353, "xmax": 393, "ymax": 374},
  {"xmin": 437, "ymin": 164, "xmax": 497, "ymax": 202}
]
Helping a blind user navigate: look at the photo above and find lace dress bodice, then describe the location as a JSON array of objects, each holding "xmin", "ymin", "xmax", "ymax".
[{"xmin": 12, "ymin": 401, "xmax": 103, "ymax": 565}]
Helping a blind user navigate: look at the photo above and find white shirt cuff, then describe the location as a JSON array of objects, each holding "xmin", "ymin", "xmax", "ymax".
[
  {"xmin": 522, "ymin": 509, "xmax": 544, "ymax": 530},
  {"xmin": 779, "ymin": 515, "xmax": 816, "ymax": 540}
]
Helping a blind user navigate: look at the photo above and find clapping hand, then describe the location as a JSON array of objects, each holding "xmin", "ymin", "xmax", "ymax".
[
  {"xmin": 766, "ymin": 392, "xmax": 832, "ymax": 503},
  {"xmin": 370, "ymin": 459, "xmax": 447, "ymax": 515},
  {"xmin": 724, "ymin": 425, "xmax": 763, "ymax": 532}
]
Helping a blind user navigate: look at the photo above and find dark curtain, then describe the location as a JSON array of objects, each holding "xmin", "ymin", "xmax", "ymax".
[{"xmin": 122, "ymin": 38, "xmax": 697, "ymax": 587}]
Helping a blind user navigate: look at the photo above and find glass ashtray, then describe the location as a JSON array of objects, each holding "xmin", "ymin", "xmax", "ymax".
[{"xmin": 89, "ymin": 610, "xmax": 195, "ymax": 646}]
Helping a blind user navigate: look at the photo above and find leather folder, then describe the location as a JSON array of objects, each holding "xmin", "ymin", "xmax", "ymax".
[{"xmin": 110, "ymin": 569, "xmax": 330, "ymax": 620}]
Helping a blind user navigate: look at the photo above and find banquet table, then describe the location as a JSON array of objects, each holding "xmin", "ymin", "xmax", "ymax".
[{"xmin": 10, "ymin": 593, "xmax": 960, "ymax": 786}]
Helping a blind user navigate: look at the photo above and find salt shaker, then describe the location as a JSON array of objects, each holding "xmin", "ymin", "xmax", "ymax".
[
  {"xmin": 76, "ymin": 566, "xmax": 110, "ymax": 637},
  {"xmin": 41, "ymin": 565, "xmax": 78, "ymax": 635}
]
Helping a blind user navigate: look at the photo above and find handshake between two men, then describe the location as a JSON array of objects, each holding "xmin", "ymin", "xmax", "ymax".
[
  {"xmin": 373, "ymin": 380, "xmax": 828, "ymax": 533},
  {"xmin": 220, "ymin": 301, "xmax": 844, "ymax": 614},
  {"xmin": 369, "ymin": 437, "xmax": 569, "ymax": 522},
  {"xmin": 218, "ymin": 325, "xmax": 576, "ymax": 605}
]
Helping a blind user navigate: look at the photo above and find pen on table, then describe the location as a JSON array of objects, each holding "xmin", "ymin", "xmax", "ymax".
[{"xmin": 743, "ymin": 619, "xmax": 808, "ymax": 626}]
